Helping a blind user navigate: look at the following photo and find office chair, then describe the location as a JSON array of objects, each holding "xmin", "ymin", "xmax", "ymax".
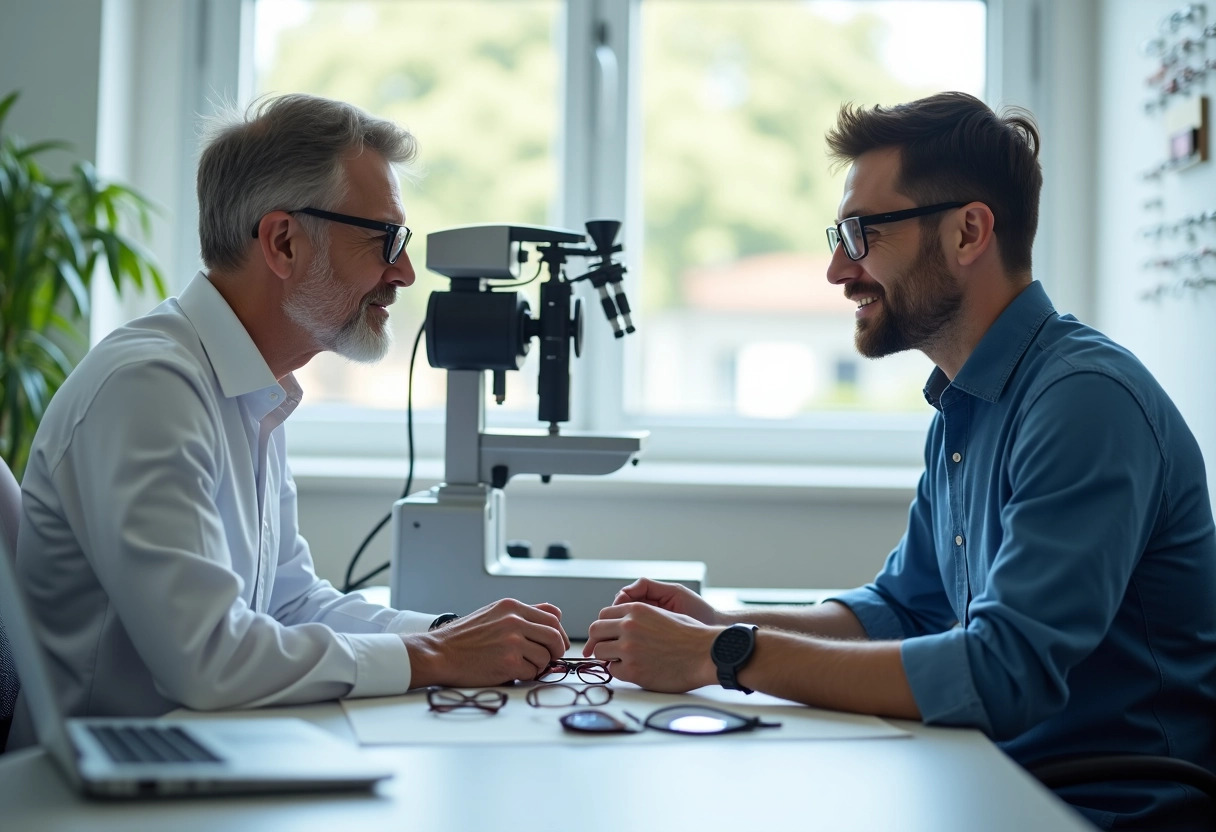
[
  {"xmin": 0, "ymin": 455, "xmax": 21, "ymax": 752},
  {"xmin": 1028, "ymin": 754, "xmax": 1216, "ymax": 823}
]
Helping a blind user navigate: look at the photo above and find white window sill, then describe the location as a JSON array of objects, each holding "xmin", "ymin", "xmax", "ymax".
[{"xmin": 288, "ymin": 455, "xmax": 920, "ymax": 504}]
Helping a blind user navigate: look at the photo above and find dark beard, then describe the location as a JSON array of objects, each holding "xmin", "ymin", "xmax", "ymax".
[{"xmin": 854, "ymin": 235, "xmax": 962, "ymax": 358}]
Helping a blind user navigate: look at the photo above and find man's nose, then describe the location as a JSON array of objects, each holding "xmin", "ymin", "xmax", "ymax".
[
  {"xmin": 386, "ymin": 251, "xmax": 416, "ymax": 288},
  {"xmin": 825, "ymin": 240, "xmax": 859, "ymax": 285}
]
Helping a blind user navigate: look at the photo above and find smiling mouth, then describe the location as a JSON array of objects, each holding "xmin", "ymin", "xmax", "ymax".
[{"xmin": 856, "ymin": 296, "xmax": 878, "ymax": 309}]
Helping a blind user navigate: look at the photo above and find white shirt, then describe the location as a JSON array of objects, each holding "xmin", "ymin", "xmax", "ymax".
[{"xmin": 13, "ymin": 273, "xmax": 433, "ymax": 742}]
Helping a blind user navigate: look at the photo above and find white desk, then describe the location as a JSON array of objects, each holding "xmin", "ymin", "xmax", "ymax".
[
  {"xmin": 0, "ymin": 587, "xmax": 1097, "ymax": 830},
  {"xmin": 0, "ymin": 704, "xmax": 1094, "ymax": 832}
]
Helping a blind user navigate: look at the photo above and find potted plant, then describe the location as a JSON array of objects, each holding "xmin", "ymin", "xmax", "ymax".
[{"xmin": 0, "ymin": 91, "xmax": 165, "ymax": 478}]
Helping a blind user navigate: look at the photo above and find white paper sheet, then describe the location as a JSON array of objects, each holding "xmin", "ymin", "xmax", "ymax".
[{"xmin": 340, "ymin": 681, "xmax": 909, "ymax": 746}]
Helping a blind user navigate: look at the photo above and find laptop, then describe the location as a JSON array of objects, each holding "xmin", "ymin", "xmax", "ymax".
[{"xmin": 0, "ymin": 535, "xmax": 394, "ymax": 798}]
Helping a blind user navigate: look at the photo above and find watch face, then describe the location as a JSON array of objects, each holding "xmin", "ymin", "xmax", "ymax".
[{"xmin": 713, "ymin": 625, "xmax": 754, "ymax": 664}]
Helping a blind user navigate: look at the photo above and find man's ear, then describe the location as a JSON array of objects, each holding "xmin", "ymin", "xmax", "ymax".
[
  {"xmin": 951, "ymin": 202, "xmax": 996, "ymax": 268},
  {"xmin": 253, "ymin": 211, "xmax": 302, "ymax": 280}
]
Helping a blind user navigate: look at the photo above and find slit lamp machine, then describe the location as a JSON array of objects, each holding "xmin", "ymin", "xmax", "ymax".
[{"xmin": 389, "ymin": 221, "xmax": 705, "ymax": 637}]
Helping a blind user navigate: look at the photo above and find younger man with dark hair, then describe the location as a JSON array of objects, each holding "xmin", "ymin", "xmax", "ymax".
[{"xmin": 586, "ymin": 92, "xmax": 1216, "ymax": 830}]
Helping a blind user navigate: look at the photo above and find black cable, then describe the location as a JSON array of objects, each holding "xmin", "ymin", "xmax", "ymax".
[
  {"xmin": 342, "ymin": 318, "xmax": 426, "ymax": 592},
  {"xmin": 493, "ymin": 258, "xmax": 544, "ymax": 289}
]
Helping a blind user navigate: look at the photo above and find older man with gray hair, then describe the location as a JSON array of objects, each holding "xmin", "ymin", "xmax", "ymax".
[{"xmin": 10, "ymin": 94, "xmax": 569, "ymax": 747}]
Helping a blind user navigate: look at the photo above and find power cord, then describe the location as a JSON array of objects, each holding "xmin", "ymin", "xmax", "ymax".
[
  {"xmin": 342, "ymin": 318, "xmax": 426, "ymax": 592},
  {"xmin": 494, "ymin": 258, "xmax": 544, "ymax": 290}
]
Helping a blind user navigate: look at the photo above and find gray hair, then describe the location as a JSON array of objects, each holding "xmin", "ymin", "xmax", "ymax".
[{"xmin": 197, "ymin": 93, "xmax": 418, "ymax": 271}]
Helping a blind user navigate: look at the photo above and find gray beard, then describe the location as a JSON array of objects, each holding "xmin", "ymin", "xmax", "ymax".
[{"xmin": 284, "ymin": 250, "xmax": 394, "ymax": 364}]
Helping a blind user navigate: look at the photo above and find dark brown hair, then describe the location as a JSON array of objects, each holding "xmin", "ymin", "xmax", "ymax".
[{"xmin": 825, "ymin": 91, "xmax": 1042, "ymax": 275}]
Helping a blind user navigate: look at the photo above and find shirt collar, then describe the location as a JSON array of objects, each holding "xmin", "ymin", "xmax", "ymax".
[
  {"xmin": 176, "ymin": 272, "xmax": 282, "ymax": 399},
  {"xmin": 923, "ymin": 280, "xmax": 1055, "ymax": 409}
]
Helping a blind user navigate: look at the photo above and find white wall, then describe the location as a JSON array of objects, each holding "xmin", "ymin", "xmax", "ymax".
[
  {"xmin": 0, "ymin": 0, "xmax": 104, "ymax": 174},
  {"xmin": 293, "ymin": 464, "xmax": 916, "ymax": 592},
  {"xmin": 1094, "ymin": 0, "xmax": 1216, "ymax": 504}
]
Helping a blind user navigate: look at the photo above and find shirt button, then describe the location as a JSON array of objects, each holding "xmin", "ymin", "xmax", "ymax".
[
  {"xmin": 269, "ymin": 392, "xmax": 279, "ymax": 401},
  {"xmin": 955, "ymin": 535, "xmax": 964, "ymax": 546},
  {"xmin": 952, "ymin": 452, "xmax": 962, "ymax": 463}
]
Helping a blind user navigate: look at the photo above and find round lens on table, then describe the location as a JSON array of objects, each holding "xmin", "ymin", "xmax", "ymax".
[
  {"xmin": 560, "ymin": 710, "xmax": 629, "ymax": 733},
  {"xmin": 645, "ymin": 705, "xmax": 747, "ymax": 734}
]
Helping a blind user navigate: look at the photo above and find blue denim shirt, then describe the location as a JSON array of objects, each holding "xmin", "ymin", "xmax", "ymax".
[{"xmin": 832, "ymin": 281, "xmax": 1216, "ymax": 828}]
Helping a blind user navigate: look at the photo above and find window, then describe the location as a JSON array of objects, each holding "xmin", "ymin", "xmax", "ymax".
[
  {"xmin": 630, "ymin": 1, "xmax": 984, "ymax": 423},
  {"xmin": 242, "ymin": 0, "xmax": 988, "ymax": 466},
  {"xmin": 253, "ymin": 0, "xmax": 563, "ymax": 418}
]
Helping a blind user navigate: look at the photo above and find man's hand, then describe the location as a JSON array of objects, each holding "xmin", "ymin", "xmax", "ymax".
[
  {"xmin": 611, "ymin": 577, "xmax": 720, "ymax": 625},
  {"xmin": 583, "ymin": 602, "xmax": 719, "ymax": 693},
  {"xmin": 403, "ymin": 598, "xmax": 570, "ymax": 689}
]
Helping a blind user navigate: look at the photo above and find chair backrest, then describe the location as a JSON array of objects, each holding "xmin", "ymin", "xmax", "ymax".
[{"xmin": 0, "ymin": 456, "xmax": 22, "ymax": 751}]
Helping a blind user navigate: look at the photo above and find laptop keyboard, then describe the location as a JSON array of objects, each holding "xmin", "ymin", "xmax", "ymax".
[{"xmin": 88, "ymin": 725, "xmax": 222, "ymax": 764}]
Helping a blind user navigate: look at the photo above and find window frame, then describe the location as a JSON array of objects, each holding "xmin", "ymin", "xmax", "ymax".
[{"xmin": 169, "ymin": 0, "xmax": 1046, "ymax": 471}]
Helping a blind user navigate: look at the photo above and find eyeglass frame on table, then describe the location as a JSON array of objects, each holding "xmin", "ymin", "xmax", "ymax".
[{"xmin": 534, "ymin": 657, "xmax": 614, "ymax": 685}]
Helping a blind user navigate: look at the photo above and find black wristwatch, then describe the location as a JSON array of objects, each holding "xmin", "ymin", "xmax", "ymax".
[
  {"xmin": 428, "ymin": 612, "xmax": 461, "ymax": 631},
  {"xmin": 711, "ymin": 623, "xmax": 759, "ymax": 694}
]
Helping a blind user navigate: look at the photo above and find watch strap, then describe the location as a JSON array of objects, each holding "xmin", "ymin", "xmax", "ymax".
[
  {"xmin": 712, "ymin": 623, "xmax": 758, "ymax": 694},
  {"xmin": 428, "ymin": 612, "xmax": 461, "ymax": 631}
]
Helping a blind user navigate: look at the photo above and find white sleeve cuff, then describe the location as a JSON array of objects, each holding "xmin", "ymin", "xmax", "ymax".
[{"xmin": 340, "ymin": 632, "xmax": 412, "ymax": 697}]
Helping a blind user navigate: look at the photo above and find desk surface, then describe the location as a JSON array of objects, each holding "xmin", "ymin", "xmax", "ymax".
[
  {"xmin": 0, "ymin": 588, "xmax": 1095, "ymax": 831},
  {"xmin": 0, "ymin": 702, "xmax": 1094, "ymax": 832}
]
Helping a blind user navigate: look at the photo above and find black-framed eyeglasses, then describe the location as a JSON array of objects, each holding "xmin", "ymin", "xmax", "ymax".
[
  {"xmin": 535, "ymin": 658, "xmax": 613, "ymax": 685},
  {"xmin": 558, "ymin": 704, "xmax": 782, "ymax": 736},
  {"xmin": 251, "ymin": 206, "xmax": 412, "ymax": 265},
  {"xmin": 426, "ymin": 686, "xmax": 508, "ymax": 714},
  {"xmin": 526, "ymin": 684, "xmax": 614, "ymax": 708},
  {"xmin": 826, "ymin": 202, "xmax": 966, "ymax": 261},
  {"xmin": 633, "ymin": 704, "xmax": 782, "ymax": 735}
]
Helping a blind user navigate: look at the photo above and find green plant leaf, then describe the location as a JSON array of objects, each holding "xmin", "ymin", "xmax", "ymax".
[
  {"xmin": 14, "ymin": 139, "xmax": 72, "ymax": 160},
  {"xmin": 52, "ymin": 255, "xmax": 90, "ymax": 317},
  {"xmin": 16, "ymin": 361, "xmax": 49, "ymax": 421},
  {"xmin": 50, "ymin": 199, "xmax": 88, "ymax": 267},
  {"xmin": 97, "ymin": 229, "xmax": 123, "ymax": 296},
  {"xmin": 47, "ymin": 310, "xmax": 88, "ymax": 352},
  {"xmin": 0, "ymin": 91, "xmax": 164, "ymax": 478},
  {"xmin": 25, "ymin": 330, "xmax": 75, "ymax": 378},
  {"xmin": 14, "ymin": 180, "xmax": 54, "ymax": 270},
  {"xmin": 0, "ymin": 91, "xmax": 18, "ymax": 132}
]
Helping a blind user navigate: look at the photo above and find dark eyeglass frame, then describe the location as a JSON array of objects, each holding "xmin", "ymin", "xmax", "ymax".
[
  {"xmin": 250, "ymin": 206, "xmax": 412, "ymax": 265},
  {"xmin": 526, "ymin": 683, "xmax": 614, "ymax": 708},
  {"xmin": 425, "ymin": 686, "xmax": 508, "ymax": 714},
  {"xmin": 826, "ymin": 201, "xmax": 966, "ymax": 261},
  {"xmin": 535, "ymin": 657, "xmax": 614, "ymax": 685},
  {"xmin": 557, "ymin": 704, "xmax": 782, "ymax": 735},
  {"xmin": 558, "ymin": 709, "xmax": 639, "ymax": 734},
  {"xmin": 633, "ymin": 704, "xmax": 782, "ymax": 735}
]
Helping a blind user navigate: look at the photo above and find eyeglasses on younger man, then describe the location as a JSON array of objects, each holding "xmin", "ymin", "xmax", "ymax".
[{"xmin": 826, "ymin": 202, "xmax": 966, "ymax": 261}]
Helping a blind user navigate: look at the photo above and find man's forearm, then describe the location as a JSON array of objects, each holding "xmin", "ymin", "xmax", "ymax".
[
  {"xmin": 718, "ymin": 600, "xmax": 870, "ymax": 640},
  {"xmin": 736, "ymin": 628, "xmax": 920, "ymax": 720}
]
